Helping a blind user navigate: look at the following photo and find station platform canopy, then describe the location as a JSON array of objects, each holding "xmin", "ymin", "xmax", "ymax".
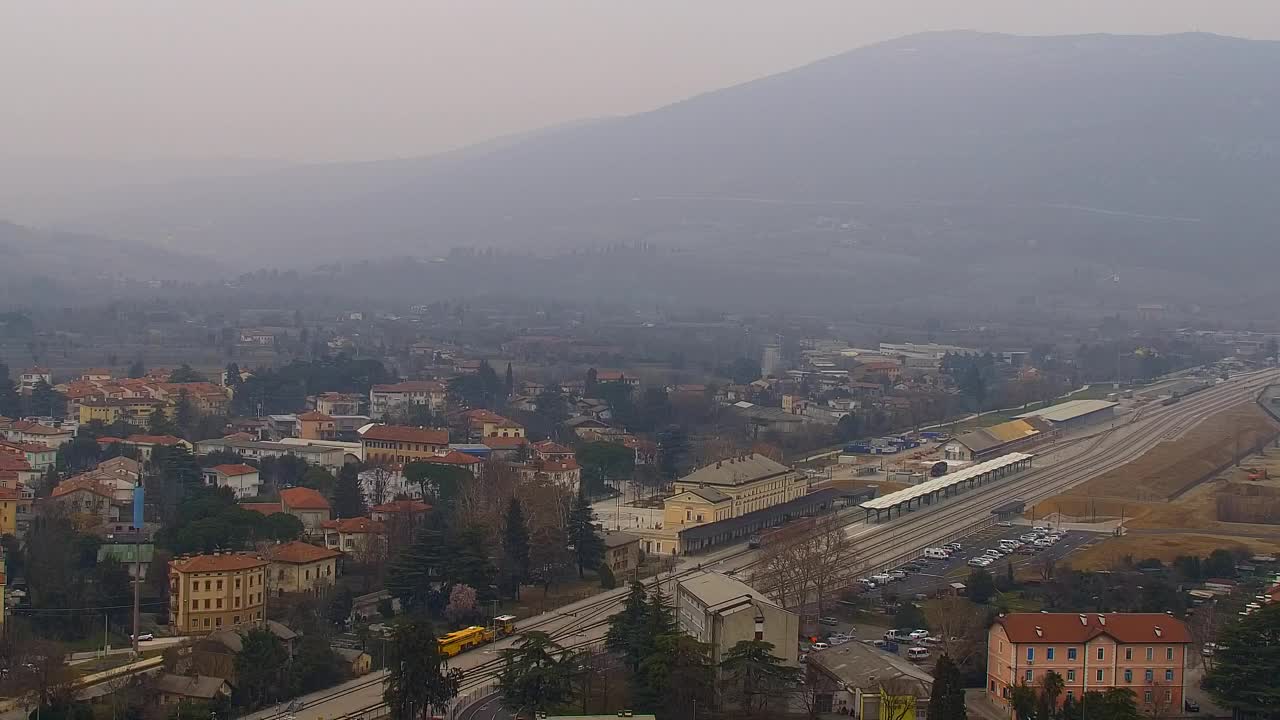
[{"xmin": 859, "ymin": 452, "xmax": 1033, "ymax": 511}]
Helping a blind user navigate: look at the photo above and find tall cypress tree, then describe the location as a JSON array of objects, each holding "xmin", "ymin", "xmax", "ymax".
[
  {"xmin": 501, "ymin": 497, "xmax": 530, "ymax": 598},
  {"xmin": 504, "ymin": 362, "xmax": 515, "ymax": 399},
  {"xmin": 331, "ymin": 463, "xmax": 367, "ymax": 518},
  {"xmin": 928, "ymin": 654, "xmax": 968, "ymax": 720},
  {"xmin": 567, "ymin": 490, "xmax": 604, "ymax": 578}
]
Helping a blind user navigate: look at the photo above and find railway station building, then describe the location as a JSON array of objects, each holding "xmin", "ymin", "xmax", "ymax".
[{"xmin": 859, "ymin": 452, "xmax": 1034, "ymax": 522}]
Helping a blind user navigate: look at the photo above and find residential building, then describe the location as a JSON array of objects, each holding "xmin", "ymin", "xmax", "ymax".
[
  {"xmin": 986, "ymin": 613, "xmax": 1193, "ymax": 716},
  {"xmin": 0, "ymin": 487, "xmax": 17, "ymax": 535},
  {"xmin": 19, "ymin": 367, "xmax": 52, "ymax": 394},
  {"xmin": 359, "ymin": 424, "xmax": 449, "ymax": 465},
  {"xmin": 369, "ymin": 381, "xmax": 446, "ymax": 418},
  {"xmin": 369, "ymin": 499, "xmax": 431, "ymax": 525},
  {"xmin": 481, "ymin": 435, "xmax": 529, "ymax": 460},
  {"xmin": 49, "ymin": 477, "xmax": 118, "ymax": 526},
  {"xmin": 459, "ymin": 409, "xmax": 526, "ymax": 441},
  {"xmin": 420, "ymin": 450, "xmax": 484, "ymax": 476},
  {"xmin": 262, "ymin": 540, "xmax": 341, "ymax": 596},
  {"xmin": 203, "ymin": 464, "xmax": 263, "ymax": 499},
  {"xmin": 280, "ymin": 487, "xmax": 332, "ymax": 534},
  {"xmin": 602, "ymin": 531, "xmax": 640, "ymax": 576},
  {"xmin": 4, "ymin": 421, "xmax": 73, "ymax": 448},
  {"xmin": 310, "ymin": 392, "xmax": 363, "ymax": 417},
  {"xmin": 531, "ymin": 440, "xmax": 575, "ymax": 461},
  {"xmin": 334, "ymin": 648, "xmax": 373, "ymax": 676},
  {"xmin": 120, "ymin": 434, "xmax": 191, "ymax": 461},
  {"xmin": 321, "ymin": 517, "xmax": 386, "ymax": 557},
  {"xmin": 78, "ymin": 397, "xmax": 168, "ymax": 426},
  {"xmin": 0, "ymin": 440, "xmax": 56, "ymax": 470},
  {"xmin": 169, "ymin": 552, "xmax": 268, "ymax": 634},
  {"xmin": 807, "ymin": 639, "xmax": 933, "ymax": 717},
  {"xmin": 675, "ymin": 570, "xmax": 799, "ymax": 666},
  {"xmin": 296, "ymin": 411, "xmax": 337, "ymax": 440},
  {"xmin": 195, "ymin": 438, "xmax": 345, "ymax": 470},
  {"xmin": 152, "ymin": 674, "xmax": 232, "ymax": 707},
  {"xmin": 513, "ymin": 458, "xmax": 581, "ymax": 491},
  {"xmin": 596, "ymin": 371, "xmax": 640, "ymax": 387}
]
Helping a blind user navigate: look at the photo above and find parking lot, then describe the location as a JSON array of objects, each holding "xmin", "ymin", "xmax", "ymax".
[{"xmin": 859, "ymin": 523, "xmax": 1105, "ymax": 599}]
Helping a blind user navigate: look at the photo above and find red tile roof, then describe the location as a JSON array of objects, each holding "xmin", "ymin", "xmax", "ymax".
[
  {"xmin": 370, "ymin": 499, "xmax": 431, "ymax": 514},
  {"xmin": 425, "ymin": 450, "xmax": 483, "ymax": 466},
  {"xmin": 210, "ymin": 464, "xmax": 259, "ymax": 477},
  {"xmin": 171, "ymin": 553, "xmax": 268, "ymax": 573},
  {"xmin": 323, "ymin": 517, "xmax": 385, "ymax": 534},
  {"xmin": 280, "ymin": 486, "xmax": 331, "ymax": 511},
  {"xmin": 124, "ymin": 434, "xmax": 186, "ymax": 446},
  {"xmin": 0, "ymin": 486, "xmax": 20, "ymax": 500},
  {"xmin": 296, "ymin": 411, "xmax": 334, "ymax": 422},
  {"xmin": 360, "ymin": 424, "xmax": 449, "ymax": 445},
  {"xmin": 995, "ymin": 613, "xmax": 1192, "ymax": 644},
  {"xmin": 12, "ymin": 422, "xmax": 67, "ymax": 436},
  {"xmin": 262, "ymin": 540, "xmax": 341, "ymax": 564},
  {"xmin": 532, "ymin": 440, "xmax": 573, "ymax": 455},
  {"xmin": 51, "ymin": 476, "xmax": 114, "ymax": 500}
]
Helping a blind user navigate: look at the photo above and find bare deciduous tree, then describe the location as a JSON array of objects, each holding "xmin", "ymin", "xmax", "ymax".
[{"xmin": 756, "ymin": 513, "xmax": 860, "ymax": 618}]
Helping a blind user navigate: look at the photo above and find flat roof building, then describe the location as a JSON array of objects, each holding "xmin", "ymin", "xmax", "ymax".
[
  {"xmin": 675, "ymin": 570, "xmax": 799, "ymax": 667},
  {"xmin": 1013, "ymin": 399, "xmax": 1118, "ymax": 429}
]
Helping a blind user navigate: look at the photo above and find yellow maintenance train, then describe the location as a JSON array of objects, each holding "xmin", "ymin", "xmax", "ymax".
[{"xmin": 437, "ymin": 615, "xmax": 517, "ymax": 658}]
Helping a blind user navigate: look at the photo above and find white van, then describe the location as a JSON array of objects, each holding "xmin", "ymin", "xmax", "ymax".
[
  {"xmin": 872, "ymin": 573, "xmax": 893, "ymax": 584},
  {"xmin": 906, "ymin": 646, "xmax": 931, "ymax": 661},
  {"xmin": 924, "ymin": 547, "xmax": 951, "ymax": 560}
]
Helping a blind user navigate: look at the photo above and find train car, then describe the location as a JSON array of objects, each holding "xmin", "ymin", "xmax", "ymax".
[
  {"xmin": 438, "ymin": 625, "xmax": 494, "ymax": 658},
  {"xmin": 929, "ymin": 461, "xmax": 949, "ymax": 477}
]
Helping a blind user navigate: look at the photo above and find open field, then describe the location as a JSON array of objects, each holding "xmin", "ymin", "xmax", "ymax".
[
  {"xmin": 1064, "ymin": 533, "xmax": 1280, "ymax": 571},
  {"xmin": 1036, "ymin": 403, "xmax": 1279, "ymax": 508}
]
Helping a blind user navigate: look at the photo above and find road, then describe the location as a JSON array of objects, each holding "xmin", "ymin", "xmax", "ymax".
[{"xmin": 241, "ymin": 369, "xmax": 1276, "ymax": 720}]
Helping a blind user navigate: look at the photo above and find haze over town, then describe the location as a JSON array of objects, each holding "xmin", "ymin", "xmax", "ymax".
[{"xmin": 2, "ymin": 4, "xmax": 1280, "ymax": 720}]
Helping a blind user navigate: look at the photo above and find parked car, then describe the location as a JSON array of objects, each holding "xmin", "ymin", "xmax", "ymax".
[
  {"xmin": 945, "ymin": 542, "xmax": 962, "ymax": 551},
  {"xmin": 131, "ymin": 633, "xmax": 155, "ymax": 642},
  {"xmin": 1020, "ymin": 533, "xmax": 1039, "ymax": 542},
  {"xmin": 810, "ymin": 642, "xmax": 830, "ymax": 651},
  {"xmin": 884, "ymin": 629, "xmax": 914, "ymax": 642},
  {"xmin": 799, "ymin": 652, "xmax": 809, "ymax": 664},
  {"xmin": 908, "ymin": 629, "xmax": 930, "ymax": 640},
  {"xmin": 819, "ymin": 616, "xmax": 839, "ymax": 626},
  {"xmin": 1184, "ymin": 699, "xmax": 1200, "ymax": 713},
  {"xmin": 889, "ymin": 570, "xmax": 908, "ymax": 580},
  {"xmin": 968, "ymin": 557, "xmax": 990, "ymax": 567},
  {"xmin": 996, "ymin": 521, "xmax": 1013, "ymax": 527}
]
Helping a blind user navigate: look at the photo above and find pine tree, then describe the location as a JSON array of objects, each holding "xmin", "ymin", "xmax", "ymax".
[
  {"xmin": 605, "ymin": 581, "xmax": 651, "ymax": 672},
  {"xmin": 504, "ymin": 362, "xmax": 514, "ymax": 399},
  {"xmin": 928, "ymin": 654, "xmax": 968, "ymax": 720},
  {"xmin": 224, "ymin": 362, "xmax": 242, "ymax": 389},
  {"xmin": 0, "ymin": 362, "xmax": 19, "ymax": 419},
  {"xmin": 585, "ymin": 367, "xmax": 598, "ymax": 397},
  {"xmin": 501, "ymin": 497, "xmax": 530, "ymax": 598},
  {"xmin": 384, "ymin": 618, "xmax": 461, "ymax": 718},
  {"xmin": 331, "ymin": 463, "xmax": 367, "ymax": 518},
  {"xmin": 174, "ymin": 389, "xmax": 196, "ymax": 439},
  {"xmin": 386, "ymin": 524, "xmax": 449, "ymax": 612},
  {"xmin": 567, "ymin": 490, "xmax": 604, "ymax": 578}
]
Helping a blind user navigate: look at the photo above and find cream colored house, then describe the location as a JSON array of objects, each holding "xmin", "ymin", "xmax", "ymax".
[
  {"xmin": 169, "ymin": 553, "xmax": 267, "ymax": 635},
  {"xmin": 262, "ymin": 540, "xmax": 341, "ymax": 596}
]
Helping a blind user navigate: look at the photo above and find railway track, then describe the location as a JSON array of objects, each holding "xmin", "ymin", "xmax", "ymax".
[{"xmin": 251, "ymin": 371, "xmax": 1275, "ymax": 720}]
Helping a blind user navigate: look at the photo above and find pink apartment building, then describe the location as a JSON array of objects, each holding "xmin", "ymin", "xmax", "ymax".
[{"xmin": 987, "ymin": 613, "xmax": 1192, "ymax": 716}]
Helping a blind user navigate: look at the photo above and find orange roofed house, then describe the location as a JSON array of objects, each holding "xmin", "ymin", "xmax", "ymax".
[
  {"xmin": 169, "ymin": 552, "xmax": 268, "ymax": 635},
  {"xmin": 261, "ymin": 540, "xmax": 341, "ymax": 596},
  {"xmin": 987, "ymin": 613, "xmax": 1192, "ymax": 717},
  {"xmin": 358, "ymin": 424, "xmax": 449, "ymax": 465}
]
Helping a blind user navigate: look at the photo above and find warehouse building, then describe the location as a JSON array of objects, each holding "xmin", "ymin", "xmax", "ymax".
[
  {"xmin": 943, "ymin": 417, "xmax": 1053, "ymax": 462},
  {"xmin": 1013, "ymin": 399, "xmax": 1117, "ymax": 430}
]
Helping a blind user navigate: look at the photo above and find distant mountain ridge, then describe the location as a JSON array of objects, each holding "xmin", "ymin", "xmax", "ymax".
[{"xmin": 46, "ymin": 31, "xmax": 1280, "ymax": 296}]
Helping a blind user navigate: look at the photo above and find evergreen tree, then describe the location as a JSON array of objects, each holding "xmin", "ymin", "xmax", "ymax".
[
  {"xmin": 1205, "ymin": 602, "xmax": 1280, "ymax": 717},
  {"xmin": 504, "ymin": 362, "xmax": 514, "ymax": 399},
  {"xmin": 174, "ymin": 390, "xmax": 196, "ymax": 439},
  {"xmin": 636, "ymin": 633, "xmax": 714, "ymax": 720},
  {"xmin": 224, "ymin": 362, "xmax": 242, "ymax": 389},
  {"xmin": 37, "ymin": 465, "xmax": 60, "ymax": 497},
  {"xmin": 127, "ymin": 359, "xmax": 146, "ymax": 378},
  {"xmin": 168, "ymin": 364, "xmax": 204, "ymax": 383},
  {"xmin": 598, "ymin": 563, "xmax": 616, "ymax": 589},
  {"xmin": 605, "ymin": 581, "xmax": 650, "ymax": 672},
  {"xmin": 500, "ymin": 497, "xmax": 530, "ymax": 598},
  {"xmin": 0, "ymin": 362, "xmax": 20, "ymax": 418},
  {"xmin": 567, "ymin": 490, "xmax": 604, "ymax": 578},
  {"xmin": 147, "ymin": 405, "xmax": 178, "ymax": 436},
  {"xmin": 928, "ymin": 654, "xmax": 968, "ymax": 720},
  {"xmin": 444, "ymin": 524, "xmax": 498, "ymax": 601},
  {"xmin": 719, "ymin": 639, "xmax": 803, "ymax": 716},
  {"xmin": 28, "ymin": 380, "xmax": 65, "ymax": 419},
  {"xmin": 584, "ymin": 367, "xmax": 598, "ymax": 397},
  {"xmin": 384, "ymin": 617, "xmax": 462, "ymax": 719},
  {"xmin": 644, "ymin": 584, "xmax": 678, "ymax": 643},
  {"xmin": 331, "ymin": 463, "xmax": 367, "ymax": 518},
  {"xmin": 233, "ymin": 629, "xmax": 289, "ymax": 709},
  {"xmin": 498, "ymin": 632, "xmax": 578, "ymax": 715},
  {"xmin": 386, "ymin": 524, "xmax": 449, "ymax": 612}
]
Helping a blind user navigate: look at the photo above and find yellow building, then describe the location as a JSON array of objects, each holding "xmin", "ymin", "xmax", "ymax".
[
  {"xmin": 0, "ymin": 486, "xmax": 18, "ymax": 536},
  {"xmin": 78, "ymin": 397, "xmax": 169, "ymax": 425},
  {"xmin": 169, "ymin": 553, "xmax": 268, "ymax": 635},
  {"xmin": 639, "ymin": 454, "xmax": 807, "ymax": 556},
  {"xmin": 358, "ymin": 424, "xmax": 450, "ymax": 465},
  {"xmin": 262, "ymin": 541, "xmax": 341, "ymax": 596}
]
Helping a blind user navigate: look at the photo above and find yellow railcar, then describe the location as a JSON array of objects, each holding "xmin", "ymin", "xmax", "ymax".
[{"xmin": 436, "ymin": 617, "xmax": 518, "ymax": 658}]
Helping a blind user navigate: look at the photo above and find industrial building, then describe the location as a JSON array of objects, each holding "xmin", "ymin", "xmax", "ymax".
[
  {"xmin": 1013, "ymin": 399, "xmax": 1117, "ymax": 430},
  {"xmin": 943, "ymin": 417, "xmax": 1053, "ymax": 462},
  {"xmin": 675, "ymin": 570, "xmax": 800, "ymax": 666}
]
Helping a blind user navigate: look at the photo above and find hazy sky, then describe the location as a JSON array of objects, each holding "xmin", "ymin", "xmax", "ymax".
[{"xmin": 4, "ymin": 1, "xmax": 1280, "ymax": 164}]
